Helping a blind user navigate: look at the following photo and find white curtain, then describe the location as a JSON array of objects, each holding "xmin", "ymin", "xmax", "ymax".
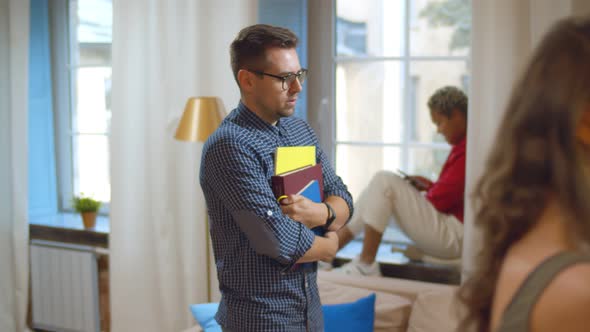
[
  {"xmin": 0, "ymin": 1, "xmax": 30, "ymax": 332},
  {"xmin": 110, "ymin": 0, "xmax": 256, "ymax": 331},
  {"xmin": 462, "ymin": 0, "xmax": 590, "ymax": 279}
]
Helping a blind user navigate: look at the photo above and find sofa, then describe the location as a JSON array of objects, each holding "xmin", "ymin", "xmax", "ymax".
[
  {"xmin": 317, "ymin": 271, "xmax": 463, "ymax": 332},
  {"xmin": 183, "ymin": 271, "xmax": 464, "ymax": 332}
]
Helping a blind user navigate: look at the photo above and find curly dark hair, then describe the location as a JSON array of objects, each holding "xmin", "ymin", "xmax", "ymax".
[
  {"xmin": 458, "ymin": 16, "xmax": 590, "ymax": 332},
  {"xmin": 427, "ymin": 86, "xmax": 468, "ymax": 118},
  {"xmin": 230, "ymin": 24, "xmax": 298, "ymax": 87}
]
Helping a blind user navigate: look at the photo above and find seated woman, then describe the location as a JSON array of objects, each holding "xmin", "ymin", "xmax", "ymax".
[
  {"xmin": 459, "ymin": 16, "xmax": 590, "ymax": 332},
  {"xmin": 334, "ymin": 86, "xmax": 468, "ymax": 276}
]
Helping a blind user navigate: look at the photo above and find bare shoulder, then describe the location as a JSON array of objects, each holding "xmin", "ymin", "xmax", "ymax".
[{"xmin": 531, "ymin": 262, "xmax": 590, "ymax": 332}]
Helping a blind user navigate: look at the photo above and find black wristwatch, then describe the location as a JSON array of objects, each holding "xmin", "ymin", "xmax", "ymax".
[{"xmin": 324, "ymin": 202, "xmax": 336, "ymax": 228}]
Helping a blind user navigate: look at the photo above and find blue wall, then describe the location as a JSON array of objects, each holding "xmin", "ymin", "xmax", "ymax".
[
  {"xmin": 29, "ymin": 0, "xmax": 58, "ymax": 217},
  {"xmin": 258, "ymin": 0, "xmax": 308, "ymax": 121}
]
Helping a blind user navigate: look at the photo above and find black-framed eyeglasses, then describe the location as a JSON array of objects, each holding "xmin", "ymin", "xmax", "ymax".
[{"xmin": 248, "ymin": 68, "xmax": 308, "ymax": 91}]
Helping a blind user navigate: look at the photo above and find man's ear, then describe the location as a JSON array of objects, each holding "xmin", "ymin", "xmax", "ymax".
[{"xmin": 237, "ymin": 69, "xmax": 254, "ymax": 92}]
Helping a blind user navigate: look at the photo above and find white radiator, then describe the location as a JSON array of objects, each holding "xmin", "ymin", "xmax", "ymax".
[{"xmin": 30, "ymin": 240, "xmax": 101, "ymax": 332}]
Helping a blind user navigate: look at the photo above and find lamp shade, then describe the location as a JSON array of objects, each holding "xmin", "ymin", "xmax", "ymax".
[{"xmin": 174, "ymin": 97, "xmax": 226, "ymax": 142}]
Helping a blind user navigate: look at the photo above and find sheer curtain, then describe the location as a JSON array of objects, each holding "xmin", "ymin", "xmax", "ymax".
[
  {"xmin": 0, "ymin": 1, "xmax": 30, "ymax": 331},
  {"xmin": 109, "ymin": 1, "xmax": 256, "ymax": 331},
  {"xmin": 462, "ymin": 0, "xmax": 590, "ymax": 279}
]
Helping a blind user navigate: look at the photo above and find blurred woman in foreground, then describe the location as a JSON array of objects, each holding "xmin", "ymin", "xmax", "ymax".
[{"xmin": 459, "ymin": 16, "xmax": 590, "ymax": 332}]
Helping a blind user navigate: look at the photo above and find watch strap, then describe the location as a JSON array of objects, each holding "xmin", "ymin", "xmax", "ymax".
[{"xmin": 324, "ymin": 202, "xmax": 336, "ymax": 228}]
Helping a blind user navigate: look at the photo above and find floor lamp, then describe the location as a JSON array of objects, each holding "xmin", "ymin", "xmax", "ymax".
[{"xmin": 174, "ymin": 96, "xmax": 226, "ymax": 301}]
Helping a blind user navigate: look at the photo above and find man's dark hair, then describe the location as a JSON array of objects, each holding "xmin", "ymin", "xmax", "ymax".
[{"xmin": 230, "ymin": 24, "xmax": 299, "ymax": 87}]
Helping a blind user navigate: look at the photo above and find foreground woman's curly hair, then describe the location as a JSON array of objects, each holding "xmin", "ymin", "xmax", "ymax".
[{"xmin": 457, "ymin": 15, "xmax": 590, "ymax": 332}]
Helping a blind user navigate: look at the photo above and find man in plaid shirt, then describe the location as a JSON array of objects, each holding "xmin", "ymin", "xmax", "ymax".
[{"xmin": 200, "ymin": 24, "xmax": 353, "ymax": 331}]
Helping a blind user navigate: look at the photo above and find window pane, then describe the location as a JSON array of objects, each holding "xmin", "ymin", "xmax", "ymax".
[
  {"xmin": 76, "ymin": 0, "xmax": 112, "ymax": 43},
  {"xmin": 336, "ymin": 0, "xmax": 404, "ymax": 57},
  {"xmin": 407, "ymin": 146, "xmax": 450, "ymax": 180},
  {"xmin": 408, "ymin": 60, "xmax": 469, "ymax": 143},
  {"xmin": 66, "ymin": 0, "xmax": 112, "ymax": 208},
  {"xmin": 410, "ymin": 0, "xmax": 471, "ymax": 56},
  {"xmin": 336, "ymin": 61, "xmax": 403, "ymax": 143},
  {"xmin": 336, "ymin": 144, "xmax": 402, "ymax": 199},
  {"xmin": 72, "ymin": 0, "xmax": 112, "ymax": 66},
  {"xmin": 75, "ymin": 67, "xmax": 111, "ymax": 134},
  {"xmin": 74, "ymin": 134, "xmax": 110, "ymax": 202}
]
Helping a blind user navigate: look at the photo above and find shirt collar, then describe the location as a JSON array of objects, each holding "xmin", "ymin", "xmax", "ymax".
[
  {"xmin": 235, "ymin": 101, "xmax": 281, "ymax": 135},
  {"xmin": 235, "ymin": 101, "xmax": 291, "ymax": 136},
  {"xmin": 455, "ymin": 136, "xmax": 466, "ymax": 147},
  {"xmin": 451, "ymin": 136, "xmax": 466, "ymax": 152}
]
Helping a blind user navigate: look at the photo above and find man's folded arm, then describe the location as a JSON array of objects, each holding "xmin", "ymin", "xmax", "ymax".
[
  {"xmin": 296, "ymin": 232, "xmax": 339, "ymax": 263},
  {"xmin": 203, "ymin": 139, "xmax": 315, "ymax": 266},
  {"xmin": 231, "ymin": 209, "xmax": 315, "ymax": 266},
  {"xmin": 323, "ymin": 196, "xmax": 350, "ymax": 232}
]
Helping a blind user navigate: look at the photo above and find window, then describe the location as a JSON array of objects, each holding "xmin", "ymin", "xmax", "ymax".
[
  {"xmin": 333, "ymin": 0, "xmax": 471, "ymax": 241},
  {"xmin": 54, "ymin": 0, "xmax": 112, "ymax": 212}
]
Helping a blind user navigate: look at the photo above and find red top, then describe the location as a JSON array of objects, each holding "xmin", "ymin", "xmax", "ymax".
[{"xmin": 425, "ymin": 137, "xmax": 466, "ymax": 222}]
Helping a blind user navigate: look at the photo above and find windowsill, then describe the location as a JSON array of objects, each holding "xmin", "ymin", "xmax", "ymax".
[
  {"xmin": 30, "ymin": 212, "xmax": 110, "ymax": 233},
  {"xmin": 29, "ymin": 212, "xmax": 109, "ymax": 248},
  {"xmin": 335, "ymin": 237, "xmax": 461, "ymax": 285},
  {"xmin": 334, "ymin": 224, "xmax": 461, "ymax": 285}
]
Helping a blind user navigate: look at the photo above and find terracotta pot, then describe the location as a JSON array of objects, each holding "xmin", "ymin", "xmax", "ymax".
[{"xmin": 81, "ymin": 211, "xmax": 97, "ymax": 229}]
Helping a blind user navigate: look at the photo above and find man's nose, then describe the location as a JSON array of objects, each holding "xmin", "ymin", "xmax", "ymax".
[{"xmin": 289, "ymin": 78, "xmax": 302, "ymax": 93}]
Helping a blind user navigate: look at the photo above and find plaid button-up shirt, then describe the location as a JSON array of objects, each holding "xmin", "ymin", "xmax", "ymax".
[{"xmin": 200, "ymin": 102, "xmax": 353, "ymax": 332}]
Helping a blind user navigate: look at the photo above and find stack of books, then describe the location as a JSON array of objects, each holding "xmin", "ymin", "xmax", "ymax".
[{"xmin": 271, "ymin": 146, "xmax": 324, "ymax": 236}]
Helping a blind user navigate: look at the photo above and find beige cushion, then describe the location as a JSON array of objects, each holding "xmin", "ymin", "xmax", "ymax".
[
  {"xmin": 318, "ymin": 277, "xmax": 413, "ymax": 332},
  {"xmin": 407, "ymin": 288, "xmax": 464, "ymax": 332},
  {"xmin": 318, "ymin": 271, "xmax": 454, "ymax": 302}
]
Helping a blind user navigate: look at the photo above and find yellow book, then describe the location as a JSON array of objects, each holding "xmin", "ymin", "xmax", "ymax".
[{"xmin": 274, "ymin": 146, "xmax": 316, "ymax": 175}]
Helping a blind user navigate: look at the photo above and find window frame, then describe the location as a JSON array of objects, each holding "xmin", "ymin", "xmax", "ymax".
[
  {"xmin": 50, "ymin": 0, "xmax": 111, "ymax": 215},
  {"xmin": 332, "ymin": 0, "xmax": 469, "ymax": 172},
  {"xmin": 308, "ymin": 0, "xmax": 470, "ymax": 244}
]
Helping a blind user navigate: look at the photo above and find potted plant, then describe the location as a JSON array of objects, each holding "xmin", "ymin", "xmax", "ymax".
[{"xmin": 72, "ymin": 194, "xmax": 102, "ymax": 229}]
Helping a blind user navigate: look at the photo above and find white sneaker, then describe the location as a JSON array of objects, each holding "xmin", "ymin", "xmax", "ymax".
[{"xmin": 333, "ymin": 256, "xmax": 381, "ymax": 277}]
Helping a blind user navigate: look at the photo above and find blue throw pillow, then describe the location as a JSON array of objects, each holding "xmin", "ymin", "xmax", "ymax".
[
  {"xmin": 188, "ymin": 303, "xmax": 221, "ymax": 332},
  {"xmin": 189, "ymin": 293, "xmax": 376, "ymax": 332},
  {"xmin": 322, "ymin": 293, "xmax": 376, "ymax": 332}
]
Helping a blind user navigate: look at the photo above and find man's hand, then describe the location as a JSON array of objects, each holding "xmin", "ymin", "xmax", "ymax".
[
  {"xmin": 279, "ymin": 194, "xmax": 328, "ymax": 229},
  {"xmin": 407, "ymin": 175, "xmax": 432, "ymax": 191}
]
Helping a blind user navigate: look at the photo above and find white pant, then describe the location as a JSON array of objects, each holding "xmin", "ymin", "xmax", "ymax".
[{"xmin": 347, "ymin": 171, "xmax": 463, "ymax": 259}]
